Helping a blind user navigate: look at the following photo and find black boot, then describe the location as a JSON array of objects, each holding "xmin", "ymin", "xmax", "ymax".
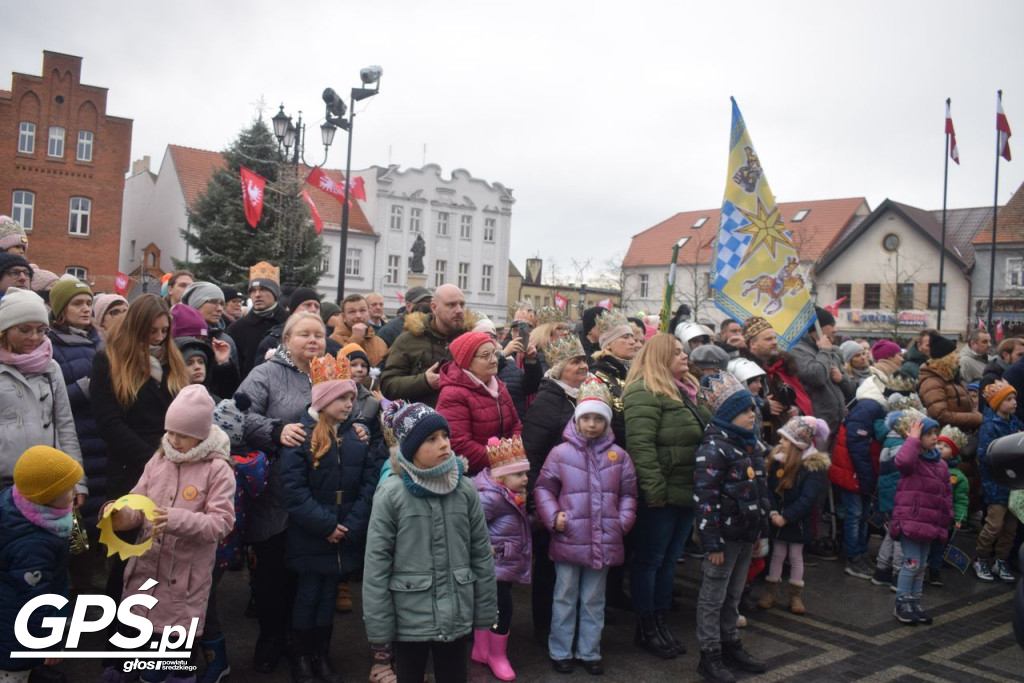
[
  {"xmin": 654, "ymin": 611, "xmax": 685, "ymax": 655},
  {"xmin": 289, "ymin": 629, "xmax": 315, "ymax": 683},
  {"xmin": 634, "ymin": 613, "xmax": 677, "ymax": 659},
  {"xmin": 697, "ymin": 648, "xmax": 736, "ymax": 683},
  {"xmin": 721, "ymin": 639, "xmax": 767, "ymax": 673},
  {"xmin": 253, "ymin": 634, "xmax": 284, "ymax": 673},
  {"xmin": 310, "ymin": 625, "xmax": 341, "ymax": 683}
]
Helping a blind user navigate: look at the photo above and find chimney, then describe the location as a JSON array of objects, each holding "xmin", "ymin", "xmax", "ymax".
[{"xmin": 131, "ymin": 156, "xmax": 151, "ymax": 175}]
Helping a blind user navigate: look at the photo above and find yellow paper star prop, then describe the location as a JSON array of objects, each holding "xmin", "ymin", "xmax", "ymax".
[{"xmin": 97, "ymin": 494, "xmax": 159, "ymax": 560}]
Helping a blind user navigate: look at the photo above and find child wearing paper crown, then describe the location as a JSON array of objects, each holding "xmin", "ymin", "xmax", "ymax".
[
  {"xmin": 362, "ymin": 401, "xmax": 497, "ymax": 683},
  {"xmin": 470, "ymin": 435, "xmax": 532, "ymax": 681},
  {"xmin": 974, "ymin": 380, "xmax": 1024, "ymax": 584},
  {"xmin": 0, "ymin": 447, "xmax": 83, "ymax": 680},
  {"xmin": 758, "ymin": 416, "xmax": 831, "ymax": 616},
  {"xmin": 925, "ymin": 425, "xmax": 970, "ymax": 587},
  {"xmin": 280, "ymin": 352, "xmax": 375, "ymax": 683},
  {"xmin": 104, "ymin": 384, "xmax": 236, "ymax": 683},
  {"xmin": 534, "ymin": 378, "xmax": 638, "ymax": 675}
]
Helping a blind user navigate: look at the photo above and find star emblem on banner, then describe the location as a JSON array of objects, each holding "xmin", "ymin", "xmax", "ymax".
[{"xmin": 736, "ymin": 199, "xmax": 794, "ymax": 264}]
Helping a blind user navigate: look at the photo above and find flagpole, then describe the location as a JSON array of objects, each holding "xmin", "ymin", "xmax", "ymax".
[
  {"xmin": 987, "ymin": 90, "xmax": 1003, "ymax": 332},
  {"xmin": 938, "ymin": 98, "xmax": 952, "ymax": 331},
  {"xmin": 659, "ymin": 239, "xmax": 684, "ymax": 332}
]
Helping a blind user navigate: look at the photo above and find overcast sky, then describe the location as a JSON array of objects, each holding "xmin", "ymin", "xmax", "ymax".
[{"xmin": 4, "ymin": 1, "xmax": 1023, "ymax": 283}]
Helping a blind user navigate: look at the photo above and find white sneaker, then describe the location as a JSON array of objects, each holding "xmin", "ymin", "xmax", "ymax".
[{"xmin": 974, "ymin": 558, "xmax": 995, "ymax": 581}]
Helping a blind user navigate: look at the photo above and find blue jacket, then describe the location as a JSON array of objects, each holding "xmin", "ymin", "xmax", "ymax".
[
  {"xmin": 281, "ymin": 411, "xmax": 377, "ymax": 574},
  {"xmin": 0, "ymin": 489, "xmax": 68, "ymax": 672},
  {"xmin": 767, "ymin": 451, "xmax": 831, "ymax": 544},
  {"xmin": 978, "ymin": 409, "xmax": 1024, "ymax": 506},
  {"xmin": 842, "ymin": 396, "xmax": 887, "ymax": 494}
]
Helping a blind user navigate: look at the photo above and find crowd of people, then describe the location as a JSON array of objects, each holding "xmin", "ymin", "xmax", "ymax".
[{"xmin": 2, "ymin": 215, "xmax": 1024, "ymax": 682}]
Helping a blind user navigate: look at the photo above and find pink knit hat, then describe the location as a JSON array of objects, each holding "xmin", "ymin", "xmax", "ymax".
[
  {"xmin": 310, "ymin": 354, "xmax": 357, "ymax": 412},
  {"xmin": 871, "ymin": 339, "xmax": 902, "ymax": 362},
  {"xmin": 449, "ymin": 331, "xmax": 494, "ymax": 370},
  {"xmin": 92, "ymin": 294, "xmax": 128, "ymax": 327},
  {"xmin": 171, "ymin": 303, "xmax": 208, "ymax": 339},
  {"xmin": 165, "ymin": 385, "xmax": 215, "ymax": 440}
]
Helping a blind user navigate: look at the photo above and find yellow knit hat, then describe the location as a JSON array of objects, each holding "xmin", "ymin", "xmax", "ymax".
[{"xmin": 14, "ymin": 446, "xmax": 83, "ymax": 504}]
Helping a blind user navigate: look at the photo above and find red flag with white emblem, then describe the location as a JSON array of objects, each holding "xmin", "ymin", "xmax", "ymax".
[
  {"xmin": 306, "ymin": 167, "xmax": 346, "ymax": 204},
  {"xmin": 239, "ymin": 167, "xmax": 267, "ymax": 229},
  {"xmin": 998, "ymin": 92, "xmax": 1012, "ymax": 162},
  {"xmin": 301, "ymin": 190, "xmax": 324, "ymax": 234},
  {"xmin": 347, "ymin": 176, "xmax": 366, "ymax": 201},
  {"xmin": 114, "ymin": 271, "xmax": 130, "ymax": 296},
  {"xmin": 946, "ymin": 100, "xmax": 960, "ymax": 165},
  {"xmin": 554, "ymin": 293, "xmax": 567, "ymax": 310}
]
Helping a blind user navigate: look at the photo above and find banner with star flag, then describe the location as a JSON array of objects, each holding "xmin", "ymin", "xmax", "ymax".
[{"xmin": 710, "ymin": 97, "xmax": 814, "ymax": 351}]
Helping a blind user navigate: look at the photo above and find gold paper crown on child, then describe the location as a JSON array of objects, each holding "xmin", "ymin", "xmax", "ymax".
[
  {"xmin": 939, "ymin": 425, "xmax": 968, "ymax": 454},
  {"xmin": 577, "ymin": 376, "xmax": 613, "ymax": 406},
  {"xmin": 593, "ymin": 308, "xmax": 628, "ymax": 336},
  {"xmin": 310, "ymin": 353, "xmax": 352, "ymax": 386},
  {"xmin": 249, "ymin": 261, "xmax": 280, "ymax": 283},
  {"xmin": 486, "ymin": 435, "xmax": 528, "ymax": 473},
  {"xmin": 537, "ymin": 306, "xmax": 565, "ymax": 325}
]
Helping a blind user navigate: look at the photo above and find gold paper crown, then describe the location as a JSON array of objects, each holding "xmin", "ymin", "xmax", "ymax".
[
  {"xmin": 577, "ymin": 377, "xmax": 612, "ymax": 406},
  {"xmin": 310, "ymin": 353, "xmax": 352, "ymax": 386},
  {"xmin": 546, "ymin": 334, "xmax": 586, "ymax": 368},
  {"xmin": 537, "ymin": 306, "xmax": 565, "ymax": 325},
  {"xmin": 486, "ymin": 435, "xmax": 528, "ymax": 471},
  {"xmin": 594, "ymin": 308, "xmax": 628, "ymax": 336},
  {"xmin": 939, "ymin": 425, "xmax": 969, "ymax": 454},
  {"xmin": 249, "ymin": 261, "xmax": 280, "ymax": 283}
]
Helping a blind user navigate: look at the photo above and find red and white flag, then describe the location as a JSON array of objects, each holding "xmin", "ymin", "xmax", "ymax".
[
  {"xmin": 997, "ymin": 319, "xmax": 1005, "ymax": 342},
  {"xmin": 301, "ymin": 190, "xmax": 324, "ymax": 234},
  {"xmin": 998, "ymin": 91, "xmax": 1012, "ymax": 162},
  {"xmin": 239, "ymin": 166, "xmax": 267, "ymax": 229},
  {"xmin": 554, "ymin": 293, "xmax": 567, "ymax": 310},
  {"xmin": 396, "ymin": 290, "xmax": 405, "ymax": 304},
  {"xmin": 347, "ymin": 176, "xmax": 367, "ymax": 201},
  {"xmin": 946, "ymin": 100, "xmax": 960, "ymax": 165},
  {"xmin": 824, "ymin": 296, "xmax": 847, "ymax": 317},
  {"xmin": 597, "ymin": 298, "xmax": 613, "ymax": 310},
  {"xmin": 114, "ymin": 271, "xmax": 130, "ymax": 296},
  {"xmin": 306, "ymin": 167, "xmax": 345, "ymax": 204},
  {"xmin": 978, "ymin": 317, "xmax": 987, "ymax": 330}
]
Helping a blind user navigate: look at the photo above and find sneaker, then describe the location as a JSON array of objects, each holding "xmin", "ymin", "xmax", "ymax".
[
  {"xmin": 893, "ymin": 596, "xmax": 918, "ymax": 625},
  {"xmin": 911, "ymin": 597, "xmax": 933, "ymax": 625},
  {"xmin": 845, "ymin": 556, "xmax": 873, "ymax": 580},
  {"xmin": 871, "ymin": 566, "xmax": 893, "ymax": 587},
  {"xmin": 974, "ymin": 557, "xmax": 995, "ymax": 582},
  {"xmin": 993, "ymin": 559, "xmax": 1016, "ymax": 582},
  {"xmin": 928, "ymin": 568, "xmax": 943, "ymax": 587}
]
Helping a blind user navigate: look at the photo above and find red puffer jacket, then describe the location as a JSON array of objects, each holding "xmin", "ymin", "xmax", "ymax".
[{"xmin": 436, "ymin": 361, "xmax": 522, "ymax": 473}]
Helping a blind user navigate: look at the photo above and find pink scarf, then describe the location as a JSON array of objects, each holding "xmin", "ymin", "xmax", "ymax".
[
  {"xmin": 0, "ymin": 336, "xmax": 53, "ymax": 375},
  {"xmin": 675, "ymin": 377, "xmax": 698, "ymax": 403},
  {"xmin": 462, "ymin": 368, "xmax": 500, "ymax": 399}
]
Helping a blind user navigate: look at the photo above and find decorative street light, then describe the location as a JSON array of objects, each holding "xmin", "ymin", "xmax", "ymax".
[
  {"xmin": 577, "ymin": 283, "xmax": 588, "ymax": 320},
  {"xmin": 323, "ymin": 65, "xmax": 383, "ymax": 304}
]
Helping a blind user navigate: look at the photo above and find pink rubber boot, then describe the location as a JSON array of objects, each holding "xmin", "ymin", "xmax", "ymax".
[
  {"xmin": 470, "ymin": 629, "xmax": 491, "ymax": 665},
  {"xmin": 486, "ymin": 632, "xmax": 516, "ymax": 681}
]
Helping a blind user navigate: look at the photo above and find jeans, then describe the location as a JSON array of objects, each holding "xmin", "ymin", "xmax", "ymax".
[
  {"xmin": 840, "ymin": 491, "xmax": 871, "ymax": 559},
  {"xmin": 896, "ymin": 536, "xmax": 928, "ymax": 597},
  {"xmin": 549, "ymin": 563, "xmax": 609, "ymax": 662},
  {"xmin": 877, "ymin": 526, "xmax": 904, "ymax": 571},
  {"xmin": 696, "ymin": 540, "xmax": 752, "ymax": 650},
  {"xmin": 631, "ymin": 505, "xmax": 695, "ymax": 614},
  {"xmin": 293, "ymin": 571, "xmax": 340, "ymax": 629},
  {"xmin": 394, "ymin": 637, "xmax": 468, "ymax": 683},
  {"xmin": 927, "ymin": 538, "xmax": 946, "ymax": 572}
]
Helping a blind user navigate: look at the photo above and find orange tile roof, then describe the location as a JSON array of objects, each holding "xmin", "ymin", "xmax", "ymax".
[
  {"xmin": 972, "ymin": 181, "xmax": 1024, "ymax": 245},
  {"xmin": 622, "ymin": 197, "xmax": 869, "ymax": 268},
  {"xmin": 167, "ymin": 145, "xmax": 373, "ymax": 235}
]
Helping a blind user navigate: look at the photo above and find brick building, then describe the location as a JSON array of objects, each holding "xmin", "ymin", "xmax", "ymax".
[{"xmin": 0, "ymin": 51, "xmax": 132, "ymax": 291}]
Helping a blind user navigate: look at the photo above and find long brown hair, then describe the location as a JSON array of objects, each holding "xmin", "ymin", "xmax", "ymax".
[
  {"xmin": 624, "ymin": 333, "xmax": 697, "ymax": 402},
  {"xmin": 310, "ymin": 415, "xmax": 339, "ymax": 467},
  {"xmin": 105, "ymin": 294, "xmax": 189, "ymax": 408},
  {"xmin": 772, "ymin": 439, "xmax": 802, "ymax": 494}
]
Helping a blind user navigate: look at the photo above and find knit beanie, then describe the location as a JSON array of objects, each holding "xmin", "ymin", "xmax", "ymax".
[
  {"xmin": 165, "ymin": 384, "xmax": 215, "ymax": 440},
  {"xmin": 387, "ymin": 401, "xmax": 451, "ymax": 461},
  {"xmin": 983, "ymin": 379, "xmax": 1017, "ymax": 411},
  {"xmin": 815, "ymin": 306, "xmax": 836, "ymax": 328},
  {"xmin": 380, "ymin": 398, "xmax": 406, "ymax": 449},
  {"xmin": 871, "ymin": 339, "xmax": 902, "ymax": 362},
  {"xmin": 778, "ymin": 416, "xmax": 830, "ymax": 454},
  {"xmin": 171, "ymin": 303, "xmax": 208, "ymax": 339},
  {"xmin": 14, "ymin": 446, "xmax": 83, "ymax": 505},
  {"xmin": 175, "ymin": 336, "xmax": 213, "ymax": 369},
  {"xmin": 700, "ymin": 371, "xmax": 755, "ymax": 423},
  {"xmin": 927, "ymin": 331, "xmax": 957, "ymax": 360},
  {"xmin": 885, "ymin": 408, "xmax": 939, "ymax": 438},
  {"xmin": 595, "ymin": 309, "xmax": 633, "ymax": 349},
  {"xmin": 0, "ymin": 287, "xmax": 48, "ymax": 330},
  {"xmin": 213, "ymin": 392, "xmax": 252, "ymax": 449},
  {"xmin": 473, "ymin": 317, "xmax": 497, "ymax": 337},
  {"xmin": 92, "ymin": 294, "xmax": 128, "ymax": 327},
  {"xmin": 582, "ymin": 306, "xmax": 605, "ymax": 336},
  {"xmin": 0, "ymin": 254, "xmax": 31, "ymax": 280},
  {"xmin": 29, "ymin": 268, "xmax": 59, "ymax": 293},
  {"xmin": 248, "ymin": 277, "xmax": 281, "ymax": 302},
  {"xmin": 840, "ymin": 340, "xmax": 865, "ymax": 364},
  {"xmin": 310, "ymin": 353, "xmax": 357, "ymax": 412},
  {"xmin": 486, "ymin": 436, "xmax": 529, "ymax": 477},
  {"xmin": 288, "ymin": 287, "xmax": 320, "ymax": 312},
  {"xmin": 689, "ymin": 344, "xmax": 731, "ymax": 371},
  {"xmin": 546, "ymin": 334, "xmax": 586, "ymax": 379},
  {"xmin": 741, "ymin": 316, "xmax": 772, "ymax": 343},
  {"xmin": 319, "ymin": 300, "xmax": 341, "ymax": 325},
  {"xmin": 0, "ymin": 216, "xmax": 28, "ymax": 251},
  {"xmin": 339, "ymin": 342, "xmax": 370, "ymax": 367},
  {"xmin": 574, "ymin": 377, "xmax": 613, "ymax": 424},
  {"xmin": 182, "ymin": 281, "xmax": 225, "ymax": 309},
  {"xmin": 48, "ymin": 276, "xmax": 93, "ymax": 319},
  {"xmin": 220, "ymin": 284, "xmax": 244, "ymax": 303},
  {"xmin": 449, "ymin": 331, "xmax": 494, "ymax": 370}
]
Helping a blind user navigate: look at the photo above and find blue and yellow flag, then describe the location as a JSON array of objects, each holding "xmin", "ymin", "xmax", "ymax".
[{"xmin": 710, "ymin": 97, "xmax": 814, "ymax": 351}]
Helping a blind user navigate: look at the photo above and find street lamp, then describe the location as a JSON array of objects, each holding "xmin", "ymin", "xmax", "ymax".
[
  {"xmin": 578, "ymin": 283, "xmax": 588, "ymax": 320},
  {"xmin": 323, "ymin": 65, "xmax": 383, "ymax": 304}
]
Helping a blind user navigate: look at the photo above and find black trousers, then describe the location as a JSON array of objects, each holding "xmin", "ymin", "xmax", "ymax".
[
  {"xmin": 494, "ymin": 581, "xmax": 513, "ymax": 635},
  {"xmin": 531, "ymin": 528, "xmax": 555, "ymax": 634},
  {"xmin": 393, "ymin": 637, "xmax": 468, "ymax": 683},
  {"xmin": 251, "ymin": 531, "xmax": 295, "ymax": 645}
]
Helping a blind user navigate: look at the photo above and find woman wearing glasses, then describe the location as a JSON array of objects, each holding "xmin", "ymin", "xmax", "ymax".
[{"xmin": 436, "ymin": 331, "xmax": 522, "ymax": 474}]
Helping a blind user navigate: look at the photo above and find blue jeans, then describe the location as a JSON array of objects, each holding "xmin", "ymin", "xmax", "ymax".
[
  {"xmin": 631, "ymin": 505, "xmax": 695, "ymax": 614},
  {"xmin": 927, "ymin": 538, "xmax": 946, "ymax": 572},
  {"xmin": 549, "ymin": 563, "xmax": 609, "ymax": 662},
  {"xmin": 896, "ymin": 536, "xmax": 928, "ymax": 597},
  {"xmin": 840, "ymin": 491, "xmax": 870, "ymax": 559}
]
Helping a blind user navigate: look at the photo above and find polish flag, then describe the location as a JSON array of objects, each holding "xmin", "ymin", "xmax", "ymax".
[
  {"xmin": 946, "ymin": 100, "xmax": 959, "ymax": 165},
  {"xmin": 998, "ymin": 92, "xmax": 1012, "ymax": 162},
  {"xmin": 554, "ymin": 293, "xmax": 567, "ymax": 310},
  {"xmin": 597, "ymin": 298, "xmax": 613, "ymax": 310},
  {"xmin": 239, "ymin": 167, "xmax": 267, "ymax": 229},
  {"xmin": 301, "ymin": 190, "xmax": 324, "ymax": 234}
]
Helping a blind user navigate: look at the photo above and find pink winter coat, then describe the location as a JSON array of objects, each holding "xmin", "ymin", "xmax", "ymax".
[
  {"xmin": 890, "ymin": 436, "xmax": 952, "ymax": 544},
  {"xmin": 110, "ymin": 426, "xmax": 236, "ymax": 634},
  {"xmin": 436, "ymin": 361, "xmax": 522, "ymax": 473}
]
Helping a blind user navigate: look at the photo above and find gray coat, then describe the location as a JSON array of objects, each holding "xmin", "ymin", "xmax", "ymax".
[
  {"xmin": 789, "ymin": 333, "xmax": 847, "ymax": 433},
  {"xmin": 238, "ymin": 350, "xmax": 312, "ymax": 542}
]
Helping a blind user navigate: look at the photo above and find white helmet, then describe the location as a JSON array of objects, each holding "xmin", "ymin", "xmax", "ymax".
[
  {"xmin": 727, "ymin": 358, "xmax": 766, "ymax": 386},
  {"xmin": 674, "ymin": 321, "xmax": 713, "ymax": 353}
]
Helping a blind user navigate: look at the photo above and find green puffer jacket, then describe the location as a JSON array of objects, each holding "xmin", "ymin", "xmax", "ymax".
[
  {"xmin": 362, "ymin": 473, "xmax": 497, "ymax": 644},
  {"xmin": 622, "ymin": 381, "xmax": 709, "ymax": 507}
]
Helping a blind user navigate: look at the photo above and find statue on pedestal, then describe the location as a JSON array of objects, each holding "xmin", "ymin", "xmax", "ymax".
[{"xmin": 410, "ymin": 234, "xmax": 426, "ymax": 273}]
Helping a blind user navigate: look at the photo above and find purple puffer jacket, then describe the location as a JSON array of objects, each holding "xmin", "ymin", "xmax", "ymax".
[
  {"xmin": 534, "ymin": 419, "xmax": 638, "ymax": 569},
  {"xmin": 473, "ymin": 469, "xmax": 532, "ymax": 583},
  {"xmin": 890, "ymin": 436, "xmax": 952, "ymax": 543}
]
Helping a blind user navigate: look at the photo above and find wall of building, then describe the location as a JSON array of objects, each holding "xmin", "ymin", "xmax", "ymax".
[{"xmin": 971, "ymin": 242, "xmax": 1024, "ymax": 322}]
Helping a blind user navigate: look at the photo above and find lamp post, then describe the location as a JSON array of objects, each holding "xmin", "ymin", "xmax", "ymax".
[
  {"xmin": 578, "ymin": 283, "xmax": 588, "ymax": 320},
  {"xmin": 323, "ymin": 65, "xmax": 383, "ymax": 304}
]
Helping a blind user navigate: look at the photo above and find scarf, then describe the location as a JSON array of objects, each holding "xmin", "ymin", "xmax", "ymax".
[
  {"xmin": 253, "ymin": 302, "xmax": 279, "ymax": 319},
  {"xmin": 399, "ymin": 452, "xmax": 464, "ymax": 498},
  {"xmin": 674, "ymin": 378, "xmax": 698, "ymax": 404},
  {"xmin": 711, "ymin": 417, "xmax": 760, "ymax": 449},
  {"xmin": 160, "ymin": 426, "xmax": 230, "ymax": 464},
  {"xmin": 148, "ymin": 344, "xmax": 164, "ymax": 383},
  {"xmin": 920, "ymin": 446, "xmax": 941, "ymax": 463},
  {"xmin": 462, "ymin": 368, "xmax": 499, "ymax": 399},
  {"xmin": 12, "ymin": 486, "xmax": 72, "ymax": 538},
  {"xmin": 273, "ymin": 345, "xmax": 312, "ymax": 383},
  {"xmin": 552, "ymin": 378, "xmax": 582, "ymax": 399},
  {"xmin": 0, "ymin": 336, "xmax": 53, "ymax": 375}
]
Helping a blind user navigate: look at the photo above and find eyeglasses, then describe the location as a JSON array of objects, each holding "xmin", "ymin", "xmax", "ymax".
[
  {"xmin": 107, "ymin": 307, "xmax": 127, "ymax": 318},
  {"xmin": 473, "ymin": 351, "xmax": 497, "ymax": 362},
  {"xmin": 11, "ymin": 325, "xmax": 48, "ymax": 338},
  {"xmin": 4, "ymin": 268, "xmax": 30, "ymax": 278}
]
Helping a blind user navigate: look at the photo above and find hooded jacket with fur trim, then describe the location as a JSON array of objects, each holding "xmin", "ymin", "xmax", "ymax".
[
  {"xmin": 918, "ymin": 353, "xmax": 982, "ymax": 432},
  {"xmin": 380, "ymin": 311, "xmax": 479, "ymax": 406},
  {"xmin": 767, "ymin": 450, "xmax": 831, "ymax": 544}
]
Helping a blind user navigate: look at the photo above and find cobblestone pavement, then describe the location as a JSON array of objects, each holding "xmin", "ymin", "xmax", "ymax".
[{"xmin": 60, "ymin": 534, "xmax": 1024, "ymax": 682}]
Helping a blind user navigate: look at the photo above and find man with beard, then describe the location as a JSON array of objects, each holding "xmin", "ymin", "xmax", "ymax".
[
  {"xmin": 741, "ymin": 316, "xmax": 810, "ymax": 442},
  {"xmin": 330, "ymin": 293, "xmax": 390, "ymax": 367},
  {"xmin": 376, "ymin": 286, "xmax": 432, "ymax": 347}
]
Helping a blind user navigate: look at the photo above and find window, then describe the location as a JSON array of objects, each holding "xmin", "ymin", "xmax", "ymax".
[
  {"xmin": 457, "ymin": 262, "xmax": 470, "ymax": 290},
  {"xmin": 390, "ymin": 205, "xmax": 403, "ymax": 231},
  {"xmin": 835, "ymin": 283, "xmax": 851, "ymax": 307},
  {"xmin": 792, "ymin": 209, "xmax": 810, "ymax": 222},
  {"xmin": 897, "ymin": 283, "xmax": 915, "ymax": 309},
  {"xmin": 692, "ymin": 216, "xmax": 709, "ymax": 228},
  {"xmin": 77, "ymin": 131, "xmax": 94, "ymax": 161},
  {"xmin": 18, "ymin": 122, "xmax": 35, "ymax": 154},
  {"xmin": 346, "ymin": 248, "xmax": 362, "ymax": 276},
  {"xmin": 484, "ymin": 217, "xmax": 496, "ymax": 242},
  {"xmin": 320, "ymin": 246, "xmax": 332, "ymax": 274},
  {"xmin": 864, "ymin": 283, "xmax": 881, "ymax": 309},
  {"xmin": 66, "ymin": 266, "xmax": 87, "ymax": 280},
  {"xmin": 434, "ymin": 259, "xmax": 447, "ymax": 288},
  {"xmin": 409, "ymin": 207, "xmax": 422, "ymax": 232},
  {"xmin": 386, "ymin": 255, "xmax": 400, "ymax": 284},
  {"xmin": 481, "ymin": 264, "xmax": 492, "ymax": 293},
  {"xmin": 639, "ymin": 274, "xmax": 649, "ymax": 299},
  {"xmin": 460, "ymin": 215, "xmax": 472, "ymax": 239},
  {"xmin": 68, "ymin": 197, "xmax": 91, "ymax": 235},
  {"xmin": 48, "ymin": 126, "xmax": 65, "ymax": 157},
  {"xmin": 11, "ymin": 191, "xmax": 34, "ymax": 229},
  {"xmin": 928, "ymin": 283, "xmax": 946, "ymax": 310},
  {"xmin": 1007, "ymin": 257, "xmax": 1024, "ymax": 288},
  {"xmin": 436, "ymin": 211, "xmax": 449, "ymax": 236}
]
